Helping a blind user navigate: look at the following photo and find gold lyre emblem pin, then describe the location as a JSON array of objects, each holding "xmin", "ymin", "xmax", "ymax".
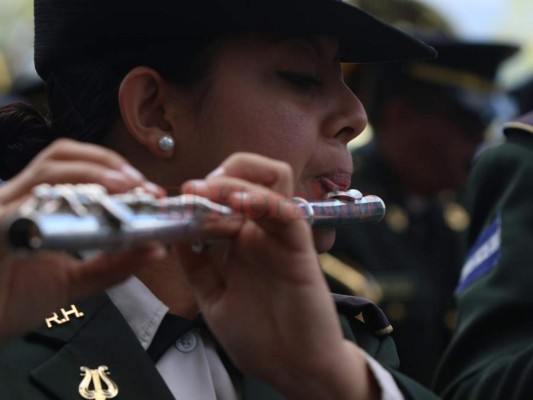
[
  {"xmin": 45, "ymin": 304, "xmax": 84, "ymax": 328},
  {"xmin": 79, "ymin": 366, "xmax": 119, "ymax": 400}
]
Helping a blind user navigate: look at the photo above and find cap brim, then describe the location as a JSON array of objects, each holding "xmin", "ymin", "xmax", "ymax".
[
  {"xmin": 427, "ymin": 41, "xmax": 519, "ymax": 80},
  {"xmin": 314, "ymin": 1, "xmax": 438, "ymax": 63},
  {"xmin": 218, "ymin": 0, "xmax": 437, "ymax": 63},
  {"xmin": 34, "ymin": 0, "xmax": 437, "ymax": 80}
]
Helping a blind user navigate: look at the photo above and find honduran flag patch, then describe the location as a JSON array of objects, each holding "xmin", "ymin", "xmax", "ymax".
[{"xmin": 456, "ymin": 215, "xmax": 501, "ymax": 295}]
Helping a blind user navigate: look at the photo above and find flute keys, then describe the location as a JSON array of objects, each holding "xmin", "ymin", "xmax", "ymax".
[{"xmin": 324, "ymin": 189, "xmax": 363, "ymax": 202}]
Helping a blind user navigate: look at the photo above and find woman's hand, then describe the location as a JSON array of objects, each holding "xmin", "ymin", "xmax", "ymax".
[
  {"xmin": 0, "ymin": 139, "xmax": 167, "ymax": 342},
  {"xmin": 177, "ymin": 153, "xmax": 378, "ymax": 400}
]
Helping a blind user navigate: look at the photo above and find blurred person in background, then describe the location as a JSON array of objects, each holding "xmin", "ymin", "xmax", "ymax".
[
  {"xmin": 331, "ymin": 0, "xmax": 518, "ymax": 385},
  {"xmin": 433, "ymin": 110, "xmax": 533, "ymax": 400},
  {"xmin": 511, "ymin": 76, "xmax": 533, "ymax": 115}
]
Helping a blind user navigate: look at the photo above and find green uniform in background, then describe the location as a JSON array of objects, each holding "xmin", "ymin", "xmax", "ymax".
[
  {"xmin": 434, "ymin": 112, "xmax": 533, "ymax": 399},
  {"xmin": 332, "ymin": 143, "xmax": 467, "ymax": 385}
]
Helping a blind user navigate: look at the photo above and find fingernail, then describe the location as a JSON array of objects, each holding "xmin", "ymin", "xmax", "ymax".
[
  {"xmin": 103, "ymin": 170, "xmax": 127, "ymax": 187},
  {"xmin": 143, "ymin": 182, "xmax": 164, "ymax": 195},
  {"xmin": 122, "ymin": 165, "xmax": 145, "ymax": 182},
  {"xmin": 184, "ymin": 180, "xmax": 209, "ymax": 193},
  {"xmin": 206, "ymin": 167, "xmax": 225, "ymax": 179}
]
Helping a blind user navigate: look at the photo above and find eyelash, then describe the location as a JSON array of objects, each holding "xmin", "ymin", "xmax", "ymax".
[{"xmin": 277, "ymin": 71, "xmax": 321, "ymax": 90}]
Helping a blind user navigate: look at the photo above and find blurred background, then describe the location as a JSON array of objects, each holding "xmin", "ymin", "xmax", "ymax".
[
  {"xmin": 2, "ymin": 0, "xmax": 533, "ymax": 89},
  {"xmin": 419, "ymin": 0, "xmax": 533, "ymax": 87},
  {"xmin": 1, "ymin": 0, "xmax": 533, "ymax": 102},
  {"xmin": 0, "ymin": 0, "xmax": 39, "ymax": 107}
]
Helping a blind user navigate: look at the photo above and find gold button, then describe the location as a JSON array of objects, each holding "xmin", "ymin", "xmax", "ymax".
[
  {"xmin": 385, "ymin": 205, "xmax": 409, "ymax": 233},
  {"xmin": 444, "ymin": 203, "xmax": 470, "ymax": 232}
]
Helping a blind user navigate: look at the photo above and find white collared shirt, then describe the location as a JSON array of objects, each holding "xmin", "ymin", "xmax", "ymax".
[
  {"xmin": 107, "ymin": 276, "xmax": 403, "ymax": 400},
  {"xmin": 107, "ymin": 276, "xmax": 238, "ymax": 400}
]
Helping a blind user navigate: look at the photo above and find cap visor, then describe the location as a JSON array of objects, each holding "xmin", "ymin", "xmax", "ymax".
[
  {"xmin": 320, "ymin": 1, "xmax": 438, "ymax": 63},
  {"xmin": 226, "ymin": 0, "xmax": 437, "ymax": 63}
]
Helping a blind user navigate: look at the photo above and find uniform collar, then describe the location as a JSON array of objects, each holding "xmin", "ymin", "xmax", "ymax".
[{"xmin": 107, "ymin": 276, "xmax": 168, "ymax": 350}]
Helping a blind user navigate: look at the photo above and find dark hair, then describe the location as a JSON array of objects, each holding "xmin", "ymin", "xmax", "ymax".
[
  {"xmin": 0, "ymin": 102, "xmax": 55, "ymax": 180},
  {"xmin": 0, "ymin": 37, "xmax": 220, "ymax": 178},
  {"xmin": 47, "ymin": 39, "xmax": 220, "ymax": 143}
]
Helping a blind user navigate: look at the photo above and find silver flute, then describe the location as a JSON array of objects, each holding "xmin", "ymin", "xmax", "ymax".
[{"xmin": 3, "ymin": 184, "xmax": 385, "ymax": 252}]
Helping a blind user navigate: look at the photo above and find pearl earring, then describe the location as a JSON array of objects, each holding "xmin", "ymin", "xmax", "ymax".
[{"xmin": 158, "ymin": 135, "xmax": 175, "ymax": 152}]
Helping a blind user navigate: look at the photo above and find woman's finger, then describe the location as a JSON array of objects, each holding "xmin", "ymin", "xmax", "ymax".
[
  {"xmin": 34, "ymin": 139, "xmax": 137, "ymax": 173},
  {"xmin": 1, "ymin": 157, "xmax": 164, "ymax": 205},
  {"xmin": 173, "ymin": 242, "xmax": 227, "ymax": 305},
  {"xmin": 207, "ymin": 153, "xmax": 293, "ymax": 197},
  {"xmin": 182, "ymin": 177, "xmax": 304, "ymax": 225},
  {"xmin": 27, "ymin": 160, "xmax": 147, "ymax": 193}
]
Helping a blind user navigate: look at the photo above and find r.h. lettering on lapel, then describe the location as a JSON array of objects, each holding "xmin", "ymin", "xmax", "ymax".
[
  {"xmin": 79, "ymin": 366, "xmax": 119, "ymax": 400},
  {"xmin": 45, "ymin": 304, "xmax": 84, "ymax": 328}
]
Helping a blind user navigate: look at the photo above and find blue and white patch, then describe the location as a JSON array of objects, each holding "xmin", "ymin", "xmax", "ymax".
[{"xmin": 456, "ymin": 215, "xmax": 501, "ymax": 295}]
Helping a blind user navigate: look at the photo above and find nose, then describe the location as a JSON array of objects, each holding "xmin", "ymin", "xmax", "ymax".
[{"xmin": 324, "ymin": 81, "xmax": 368, "ymax": 145}]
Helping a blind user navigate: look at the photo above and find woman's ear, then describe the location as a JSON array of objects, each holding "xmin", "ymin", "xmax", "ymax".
[{"xmin": 118, "ymin": 66, "xmax": 177, "ymax": 158}]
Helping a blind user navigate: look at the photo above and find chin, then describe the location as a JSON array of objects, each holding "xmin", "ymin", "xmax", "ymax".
[{"xmin": 312, "ymin": 228, "xmax": 336, "ymax": 254}]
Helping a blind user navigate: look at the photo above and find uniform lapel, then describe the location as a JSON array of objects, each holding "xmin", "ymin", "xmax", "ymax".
[
  {"xmin": 26, "ymin": 292, "xmax": 394, "ymax": 399},
  {"xmin": 28, "ymin": 293, "xmax": 174, "ymax": 400}
]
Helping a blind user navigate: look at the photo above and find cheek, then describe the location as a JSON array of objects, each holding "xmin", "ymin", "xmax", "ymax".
[{"xmin": 201, "ymin": 84, "xmax": 316, "ymax": 167}]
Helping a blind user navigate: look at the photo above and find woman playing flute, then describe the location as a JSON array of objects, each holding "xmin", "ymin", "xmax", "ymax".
[{"xmin": 0, "ymin": 0, "xmax": 437, "ymax": 398}]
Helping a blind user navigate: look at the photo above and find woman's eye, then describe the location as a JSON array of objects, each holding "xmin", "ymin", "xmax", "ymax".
[{"xmin": 277, "ymin": 71, "xmax": 321, "ymax": 90}]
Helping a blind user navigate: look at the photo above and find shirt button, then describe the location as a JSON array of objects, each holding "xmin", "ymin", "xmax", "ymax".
[{"xmin": 175, "ymin": 331, "xmax": 197, "ymax": 353}]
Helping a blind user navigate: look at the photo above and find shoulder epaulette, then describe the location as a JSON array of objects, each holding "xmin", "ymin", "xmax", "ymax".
[{"xmin": 333, "ymin": 294, "xmax": 393, "ymax": 336}]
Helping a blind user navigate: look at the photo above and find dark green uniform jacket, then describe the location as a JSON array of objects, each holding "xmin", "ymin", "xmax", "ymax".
[
  {"xmin": 332, "ymin": 143, "xmax": 466, "ymax": 385},
  {"xmin": 0, "ymin": 292, "xmax": 437, "ymax": 399},
  {"xmin": 434, "ymin": 112, "xmax": 533, "ymax": 399}
]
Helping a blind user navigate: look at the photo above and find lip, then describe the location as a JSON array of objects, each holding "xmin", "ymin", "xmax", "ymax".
[{"xmin": 316, "ymin": 170, "xmax": 353, "ymax": 193}]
